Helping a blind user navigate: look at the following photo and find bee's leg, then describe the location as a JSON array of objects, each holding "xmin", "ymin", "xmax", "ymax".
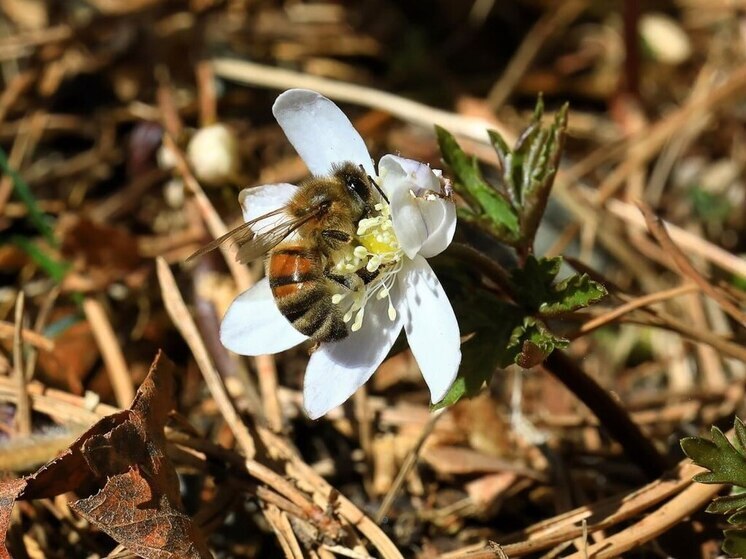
[
  {"xmin": 321, "ymin": 229, "xmax": 351, "ymax": 244},
  {"xmin": 355, "ymin": 267, "xmax": 379, "ymax": 285},
  {"xmin": 326, "ymin": 271, "xmax": 364, "ymax": 292}
]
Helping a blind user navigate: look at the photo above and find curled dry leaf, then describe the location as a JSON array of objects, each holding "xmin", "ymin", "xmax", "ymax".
[
  {"xmin": 0, "ymin": 351, "xmax": 212, "ymax": 559},
  {"xmin": 59, "ymin": 215, "xmax": 142, "ymax": 287}
]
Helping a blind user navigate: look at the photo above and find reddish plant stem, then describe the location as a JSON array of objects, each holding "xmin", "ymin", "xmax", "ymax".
[{"xmin": 543, "ymin": 350, "xmax": 668, "ymax": 479}]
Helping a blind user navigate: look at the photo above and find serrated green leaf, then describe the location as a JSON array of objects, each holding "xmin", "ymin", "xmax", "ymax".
[
  {"xmin": 509, "ymin": 256, "xmax": 605, "ymax": 315},
  {"xmin": 532, "ymin": 93, "xmax": 545, "ymax": 121},
  {"xmin": 683, "ymin": 418, "xmax": 746, "ymax": 558},
  {"xmin": 728, "ymin": 510, "xmax": 746, "ymax": 525},
  {"xmin": 723, "ymin": 529, "xmax": 746, "ymax": 557},
  {"xmin": 518, "ymin": 103, "xmax": 568, "ymax": 246},
  {"xmin": 681, "ymin": 426, "xmax": 746, "ymax": 487},
  {"xmin": 0, "ymin": 147, "xmax": 56, "ymax": 246},
  {"xmin": 432, "ymin": 262, "xmax": 525, "ymax": 409},
  {"xmin": 509, "ymin": 255, "xmax": 562, "ymax": 310},
  {"xmin": 435, "ymin": 126, "xmax": 520, "ymax": 243},
  {"xmin": 735, "ymin": 417, "xmax": 746, "ymax": 455},
  {"xmin": 432, "ymin": 314, "xmax": 523, "ymax": 409},
  {"xmin": 507, "ymin": 317, "xmax": 568, "ymax": 369},
  {"xmin": 487, "ymin": 129, "xmax": 515, "ymax": 205},
  {"xmin": 707, "ymin": 493, "xmax": 746, "ymax": 516},
  {"xmin": 433, "ymin": 333, "xmax": 501, "ymax": 410},
  {"xmin": 539, "ymin": 273, "xmax": 607, "ymax": 315}
]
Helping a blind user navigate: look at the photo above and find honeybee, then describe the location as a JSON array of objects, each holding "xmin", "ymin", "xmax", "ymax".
[{"xmin": 189, "ymin": 162, "xmax": 386, "ymax": 343}]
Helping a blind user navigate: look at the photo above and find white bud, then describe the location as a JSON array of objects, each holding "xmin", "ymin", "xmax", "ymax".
[
  {"xmin": 156, "ymin": 143, "xmax": 179, "ymax": 171},
  {"xmin": 163, "ymin": 178, "xmax": 184, "ymax": 208},
  {"xmin": 186, "ymin": 124, "xmax": 240, "ymax": 187}
]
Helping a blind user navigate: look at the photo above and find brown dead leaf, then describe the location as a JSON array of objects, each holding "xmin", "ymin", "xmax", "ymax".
[
  {"xmin": 465, "ymin": 472, "xmax": 518, "ymax": 507},
  {"xmin": 450, "ymin": 393, "xmax": 511, "ymax": 457},
  {"xmin": 0, "ymin": 351, "xmax": 212, "ymax": 559},
  {"xmin": 36, "ymin": 309, "xmax": 99, "ymax": 394},
  {"xmin": 59, "ymin": 215, "xmax": 141, "ymax": 286},
  {"xmin": 73, "ymin": 468, "xmax": 208, "ymax": 559},
  {"xmin": 69, "ymin": 351, "xmax": 211, "ymax": 558},
  {"xmin": 0, "ymin": 478, "xmax": 26, "ymax": 559}
]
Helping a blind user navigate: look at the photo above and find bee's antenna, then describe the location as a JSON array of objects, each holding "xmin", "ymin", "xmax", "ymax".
[
  {"xmin": 356, "ymin": 163, "xmax": 389, "ymax": 204},
  {"xmin": 368, "ymin": 174, "xmax": 389, "ymax": 204}
]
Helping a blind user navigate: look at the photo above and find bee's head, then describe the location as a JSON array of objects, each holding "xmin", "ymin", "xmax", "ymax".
[{"xmin": 333, "ymin": 162, "xmax": 375, "ymax": 217}]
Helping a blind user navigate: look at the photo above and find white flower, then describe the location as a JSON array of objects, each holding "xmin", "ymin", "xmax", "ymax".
[{"xmin": 220, "ymin": 89, "xmax": 460, "ymax": 419}]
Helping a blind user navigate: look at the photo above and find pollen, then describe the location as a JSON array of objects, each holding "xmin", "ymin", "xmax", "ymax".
[
  {"xmin": 329, "ymin": 201, "xmax": 404, "ymax": 331},
  {"xmin": 330, "ymin": 202, "xmax": 401, "ymax": 276}
]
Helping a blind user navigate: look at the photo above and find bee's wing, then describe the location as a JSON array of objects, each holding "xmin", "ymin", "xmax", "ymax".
[
  {"xmin": 187, "ymin": 206, "xmax": 320, "ymax": 264},
  {"xmin": 233, "ymin": 212, "xmax": 319, "ymax": 263}
]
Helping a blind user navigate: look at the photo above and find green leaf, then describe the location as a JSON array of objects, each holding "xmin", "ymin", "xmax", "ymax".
[
  {"xmin": 681, "ymin": 426, "xmax": 746, "ymax": 487},
  {"xmin": 706, "ymin": 493, "xmax": 746, "ymax": 516},
  {"xmin": 540, "ymin": 273, "xmax": 607, "ymax": 315},
  {"xmin": 509, "ymin": 255, "xmax": 606, "ymax": 315},
  {"xmin": 431, "ymin": 261, "xmax": 524, "ymax": 409},
  {"xmin": 0, "ymin": 147, "xmax": 57, "ymax": 245},
  {"xmin": 509, "ymin": 255, "xmax": 562, "ymax": 310},
  {"xmin": 13, "ymin": 236, "xmax": 69, "ymax": 284},
  {"xmin": 433, "ymin": 332, "xmax": 504, "ymax": 410},
  {"xmin": 518, "ymin": 102, "xmax": 568, "ymax": 246},
  {"xmin": 435, "ymin": 125, "xmax": 520, "ymax": 243},
  {"xmin": 723, "ymin": 529, "xmax": 746, "ymax": 558},
  {"xmin": 487, "ymin": 129, "xmax": 518, "ymax": 208},
  {"xmin": 681, "ymin": 418, "xmax": 746, "ymax": 557},
  {"xmin": 735, "ymin": 417, "xmax": 746, "ymax": 455},
  {"xmin": 690, "ymin": 185, "xmax": 731, "ymax": 224},
  {"xmin": 507, "ymin": 317, "xmax": 568, "ymax": 369}
]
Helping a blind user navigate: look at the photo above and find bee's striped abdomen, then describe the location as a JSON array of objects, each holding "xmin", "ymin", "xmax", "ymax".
[{"xmin": 268, "ymin": 245, "xmax": 348, "ymax": 342}]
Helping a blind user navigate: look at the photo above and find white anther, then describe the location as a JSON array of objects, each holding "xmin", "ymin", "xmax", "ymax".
[{"xmin": 351, "ymin": 309, "xmax": 365, "ymax": 332}]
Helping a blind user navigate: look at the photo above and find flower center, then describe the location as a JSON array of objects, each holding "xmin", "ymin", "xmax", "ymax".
[{"xmin": 329, "ymin": 202, "xmax": 404, "ymax": 332}]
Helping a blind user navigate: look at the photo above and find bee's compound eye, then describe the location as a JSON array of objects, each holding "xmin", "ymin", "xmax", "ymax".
[{"xmin": 345, "ymin": 174, "xmax": 370, "ymax": 198}]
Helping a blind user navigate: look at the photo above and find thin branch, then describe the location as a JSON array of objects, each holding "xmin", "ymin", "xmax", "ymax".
[
  {"xmin": 211, "ymin": 58, "xmax": 516, "ymax": 146},
  {"xmin": 156, "ymin": 257, "xmax": 257, "ymax": 458},
  {"xmin": 570, "ymin": 283, "xmax": 700, "ymax": 338},
  {"xmin": 639, "ymin": 203, "xmax": 746, "ymax": 326},
  {"xmin": 375, "ymin": 408, "xmax": 445, "ymax": 523},
  {"xmin": 13, "ymin": 291, "xmax": 31, "ymax": 437},
  {"xmin": 82, "ymin": 297, "xmax": 135, "ymax": 408},
  {"xmin": 0, "ymin": 320, "xmax": 54, "ymax": 351}
]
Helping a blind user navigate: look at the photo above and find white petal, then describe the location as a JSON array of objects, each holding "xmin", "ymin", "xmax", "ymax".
[
  {"xmin": 238, "ymin": 183, "xmax": 296, "ymax": 223},
  {"xmin": 273, "ymin": 89, "xmax": 374, "ymax": 176},
  {"xmin": 303, "ymin": 288, "xmax": 404, "ymax": 419},
  {"xmin": 220, "ymin": 278, "xmax": 308, "ymax": 355},
  {"xmin": 379, "ymin": 155, "xmax": 457, "ymax": 259},
  {"xmin": 400, "ymin": 256, "xmax": 460, "ymax": 403},
  {"xmin": 238, "ymin": 183, "xmax": 297, "ymax": 233},
  {"xmin": 417, "ymin": 195, "xmax": 457, "ymax": 258}
]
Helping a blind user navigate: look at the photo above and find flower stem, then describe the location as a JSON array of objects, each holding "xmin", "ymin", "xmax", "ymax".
[{"xmin": 542, "ymin": 350, "xmax": 668, "ymax": 480}]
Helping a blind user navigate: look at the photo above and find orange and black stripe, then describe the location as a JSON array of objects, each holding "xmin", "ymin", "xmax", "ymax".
[{"xmin": 268, "ymin": 245, "xmax": 348, "ymax": 342}]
